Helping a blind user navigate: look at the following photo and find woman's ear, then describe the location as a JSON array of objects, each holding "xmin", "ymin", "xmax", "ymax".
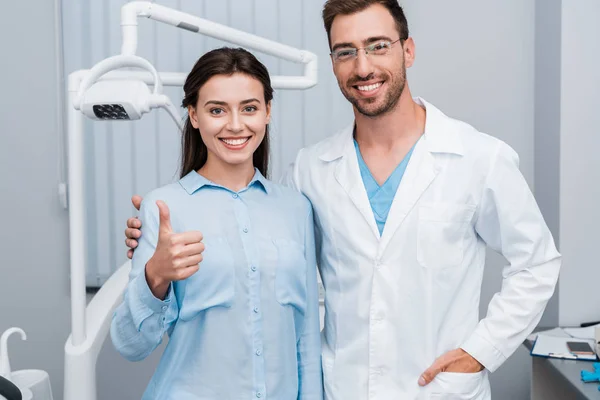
[
  {"xmin": 188, "ymin": 105, "xmax": 199, "ymax": 129},
  {"xmin": 265, "ymin": 100, "xmax": 272, "ymax": 125}
]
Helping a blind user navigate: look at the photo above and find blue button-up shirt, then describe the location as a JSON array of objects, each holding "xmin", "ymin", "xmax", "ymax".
[{"xmin": 111, "ymin": 169, "xmax": 323, "ymax": 400}]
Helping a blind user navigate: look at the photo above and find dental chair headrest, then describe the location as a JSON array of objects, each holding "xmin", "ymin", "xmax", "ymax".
[{"xmin": 0, "ymin": 375, "xmax": 21, "ymax": 400}]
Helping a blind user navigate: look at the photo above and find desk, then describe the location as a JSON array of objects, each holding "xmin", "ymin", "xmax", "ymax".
[{"xmin": 524, "ymin": 339, "xmax": 599, "ymax": 399}]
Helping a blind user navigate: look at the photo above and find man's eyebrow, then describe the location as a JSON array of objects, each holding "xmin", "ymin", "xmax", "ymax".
[
  {"xmin": 331, "ymin": 36, "xmax": 394, "ymax": 52},
  {"xmin": 331, "ymin": 42, "xmax": 355, "ymax": 52},
  {"xmin": 362, "ymin": 36, "xmax": 394, "ymax": 44}
]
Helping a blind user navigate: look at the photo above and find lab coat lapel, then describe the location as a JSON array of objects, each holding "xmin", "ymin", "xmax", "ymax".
[
  {"xmin": 377, "ymin": 98, "xmax": 466, "ymax": 252},
  {"xmin": 334, "ymin": 137, "xmax": 381, "ymax": 241},
  {"xmin": 379, "ymin": 139, "xmax": 439, "ymax": 251}
]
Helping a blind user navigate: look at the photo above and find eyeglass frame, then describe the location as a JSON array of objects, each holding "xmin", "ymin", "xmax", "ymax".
[{"xmin": 330, "ymin": 38, "xmax": 404, "ymax": 62}]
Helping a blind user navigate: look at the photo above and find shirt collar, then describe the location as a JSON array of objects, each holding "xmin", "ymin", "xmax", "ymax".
[
  {"xmin": 179, "ymin": 168, "xmax": 270, "ymax": 195},
  {"xmin": 415, "ymin": 97, "xmax": 464, "ymax": 156}
]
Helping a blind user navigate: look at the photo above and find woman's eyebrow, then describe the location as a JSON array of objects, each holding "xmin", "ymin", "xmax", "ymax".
[{"xmin": 204, "ymin": 98, "xmax": 260, "ymax": 106}]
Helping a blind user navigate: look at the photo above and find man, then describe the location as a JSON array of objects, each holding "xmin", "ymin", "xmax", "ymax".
[{"xmin": 125, "ymin": 1, "xmax": 560, "ymax": 398}]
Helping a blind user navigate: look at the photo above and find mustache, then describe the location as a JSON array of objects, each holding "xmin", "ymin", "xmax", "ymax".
[{"xmin": 347, "ymin": 74, "xmax": 386, "ymax": 86}]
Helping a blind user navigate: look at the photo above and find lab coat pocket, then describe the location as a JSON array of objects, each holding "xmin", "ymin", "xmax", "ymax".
[
  {"xmin": 417, "ymin": 203, "xmax": 475, "ymax": 269},
  {"xmin": 178, "ymin": 237, "xmax": 235, "ymax": 321},
  {"xmin": 274, "ymin": 238, "xmax": 307, "ymax": 314},
  {"xmin": 430, "ymin": 370, "xmax": 486, "ymax": 399}
]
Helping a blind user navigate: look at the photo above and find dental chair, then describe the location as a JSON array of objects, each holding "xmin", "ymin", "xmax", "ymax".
[
  {"xmin": 0, "ymin": 375, "xmax": 25, "ymax": 400},
  {"xmin": 63, "ymin": 2, "xmax": 317, "ymax": 399},
  {"xmin": 0, "ymin": 328, "xmax": 51, "ymax": 400}
]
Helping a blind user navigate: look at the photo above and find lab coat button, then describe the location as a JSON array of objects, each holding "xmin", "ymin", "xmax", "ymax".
[{"xmin": 256, "ymin": 392, "xmax": 262, "ymax": 398}]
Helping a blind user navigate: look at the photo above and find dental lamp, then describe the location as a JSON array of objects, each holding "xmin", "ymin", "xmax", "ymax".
[{"xmin": 73, "ymin": 54, "xmax": 183, "ymax": 131}]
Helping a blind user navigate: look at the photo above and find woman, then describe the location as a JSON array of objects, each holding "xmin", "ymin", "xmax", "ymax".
[{"xmin": 111, "ymin": 47, "xmax": 322, "ymax": 400}]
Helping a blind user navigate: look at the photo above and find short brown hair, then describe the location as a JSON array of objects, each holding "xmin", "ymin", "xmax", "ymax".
[{"xmin": 322, "ymin": 0, "xmax": 409, "ymax": 50}]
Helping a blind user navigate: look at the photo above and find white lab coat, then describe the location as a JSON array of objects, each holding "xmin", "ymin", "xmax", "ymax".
[{"xmin": 283, "ymin": 98, "xmax": 561, "ymax": 400}]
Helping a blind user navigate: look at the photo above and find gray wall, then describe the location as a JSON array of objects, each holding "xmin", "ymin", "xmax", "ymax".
[
  {"xmin": 534, "ymin": 0, "xmax": 562, "ymax": 327},
  {"xmin": 0, "ymin": 0, "xmax": 571, "ymax": 399},
  {"xmin": 0, "ymin": 0, "xmax": 70, "ymax": 398},
  {"xmin": 558, "ymin": 0, "xmax": 600, "ymax": 326}
]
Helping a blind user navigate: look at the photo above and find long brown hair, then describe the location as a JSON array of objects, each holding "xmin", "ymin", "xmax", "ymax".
[{"xmin": 180, "ymin": 47, "xmax": 274, "ymax": 178}]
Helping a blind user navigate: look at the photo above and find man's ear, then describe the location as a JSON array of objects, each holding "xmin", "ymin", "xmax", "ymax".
[{"xmin": 403, "ymin": 37, "xmax": 416, "ymax": 68}]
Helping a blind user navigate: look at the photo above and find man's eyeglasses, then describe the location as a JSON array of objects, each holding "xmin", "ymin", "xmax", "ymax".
[{"xmin": 331, "ymin": 39, "xmax": 402, "ymax": 63}]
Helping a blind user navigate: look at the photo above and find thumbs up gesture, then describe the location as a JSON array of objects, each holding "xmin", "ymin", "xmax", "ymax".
[{"xmin": 145, "ymin": 200, "xmax": 204, "ymax": 299}]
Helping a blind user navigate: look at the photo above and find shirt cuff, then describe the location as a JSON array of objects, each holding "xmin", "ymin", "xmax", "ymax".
[
  {"xmin": 128, "ymin": 271, "xmax": 174, "ymax": 331},
  {"xmin": 460, "ymin": 331, "xmax": 507, "ymax": 373}
]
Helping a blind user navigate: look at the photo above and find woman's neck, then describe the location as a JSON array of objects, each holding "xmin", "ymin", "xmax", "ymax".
[{"xmin": 197, "ymin": 158, "xmax": 256, "ymax": 192}]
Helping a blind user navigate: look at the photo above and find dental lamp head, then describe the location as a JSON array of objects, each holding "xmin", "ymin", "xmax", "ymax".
[
  {"xmin": 74, "ymin": 54, "xmax": 183, "ymax": 130},
  {"xmin": 80, "ymin": 80, "xmax": 151, "ymax": 121}
]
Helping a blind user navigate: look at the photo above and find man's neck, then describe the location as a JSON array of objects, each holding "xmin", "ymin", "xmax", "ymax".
[{"xmin": 354, "ymin": 90, "xmax": 426, "ymax": 151}]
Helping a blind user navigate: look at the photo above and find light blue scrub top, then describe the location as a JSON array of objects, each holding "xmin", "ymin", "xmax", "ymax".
[
  {"xmin": 354, "ymin": 139, "xmax": 418, "ymax": 235},
  {"xmin": 111, "ymin": 169, "xmax": 323, "ymax": 400}
]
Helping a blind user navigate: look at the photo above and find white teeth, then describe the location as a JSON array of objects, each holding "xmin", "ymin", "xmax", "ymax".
[
  {"xmin": 357, "ymin": 82, "xmax": 382, "ymax": 92},
  {"xmin": 221, "ymin": 137, "xmax": 250, "ymax": 146}
]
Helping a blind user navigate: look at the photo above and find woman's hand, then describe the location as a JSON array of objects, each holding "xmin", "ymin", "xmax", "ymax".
[{"xmin": 145, "ymin": 200, "xmax": 204, "ymax": 299}]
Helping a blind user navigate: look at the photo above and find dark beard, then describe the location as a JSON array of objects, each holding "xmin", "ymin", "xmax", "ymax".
[{"xmin": 342, "ymin": 65, "xmax": 406, "ymax": 118}]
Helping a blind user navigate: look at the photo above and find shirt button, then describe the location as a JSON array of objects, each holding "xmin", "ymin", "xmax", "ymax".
[
  {"xmin": 243, "ymin": 228, "xmax": 249, "ymax": 233},
  {"xmin": 256, "ymin": 392, "xmax": 262, "ymax": 398},
  {"xmin": 232, "ymin": 193, "xmax": 239, "ymax": 199},
  {"xmin": 253, "ymin": 306, "xmax": 259, "ymax": 313},
  {"xmin": 161, "ymin": 306, "xmax": 167, "ymax": 311},
  {"xmin": 256, "ymin": 349, "xmax": 262, "ymax": 356},
  {"xmin": 251, "ymin": 265, "xmax": 257, "ymax": 272}
]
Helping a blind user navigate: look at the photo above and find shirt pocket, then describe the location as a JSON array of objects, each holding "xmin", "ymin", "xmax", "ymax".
[
  {"xmin": 273, "ymin": 238, "xmax": 307, "ymax": 314},
  {"xmin": 417, "ymin": 202, "xmax": 475, "ymax": 269},
  {"xmin": 178, "ymin": 236, "xmax": 236, "ymax": 321}
]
